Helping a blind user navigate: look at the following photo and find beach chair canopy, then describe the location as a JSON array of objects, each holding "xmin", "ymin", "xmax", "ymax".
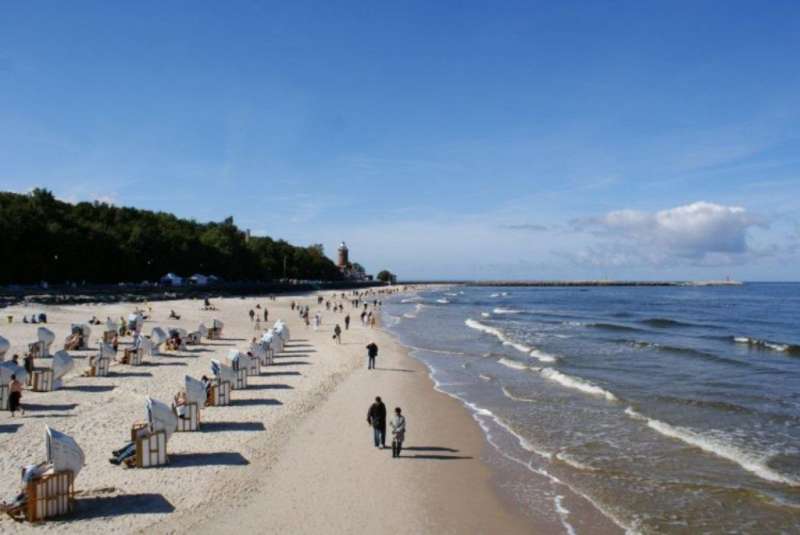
[
  {"xmin": 146, "ymin": 397, "xmax": 178, "ymax": 441},
  {"xmin": 169, "ymin": 327, "xmax": 188, "ymax": 339},
  {"xmin": 227, "ymin": 350, "xmax": 252, "ymax": 371},
  {"xmin": 273, "ymin": 321, "xmax": 290, "ymax": 342},
  {"xmin": 52, "ymin": 350, "xmax": 74, "ymax": 388},
  {"xmin": 151, "ymin": 327, "xmax": 167, "ymax": 346},
  {"xmin": 46, "ymin": 426, "xmax": 85, "ymax": 478},
  {"xmin": 70, "ymin": 323, "xmax": 92, "ymax": 340},
  {"xmin": 139, "ymin": 336, "xmax": 153, "ymax": 356},
  {"xmin": 249, "ymin": 342, "xmax": 267, "ymax": 360},
  {"xmin": 184, "ymin": 375, "xmax": 206, "ymax": 406},
  {"xmin": 210, "ymin": 359, "xmax": 236, "ymax": 384},
  {"xmin": 212, "ymin": 319, "xmax": 224, "ymax": 329},
  {"xmin": 0, "ymin": 360, "xmax": 27, "ymax": 384},
  {"xmin": 197, "ymin": 323, "xmax": 208, "ymax": 337},
  {"xmin": 0, "ymin": 335, "xmax": 9, "ymax": 360},
  {"xmin": 128, "ymin": 313, "xmax": 143, "ymax": 328},
  {"xmin": 37, "ymin": 327, "xmax": 55, "ymax": 346}
]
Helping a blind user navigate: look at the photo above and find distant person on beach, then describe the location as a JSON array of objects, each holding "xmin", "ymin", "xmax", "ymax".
[
  {"xmin": 248, "ymin": 309, "xmax": 255, "ymax": 322},
  {"xmin": 390, "ymin": 407, "xmax": 406, "ymax": 458},
  {"xmin": 169, "ymin": 309, "xmax": 180, "ymax": 320},
  {"xmin": 367, "ymin": 397, "xmax": 387, "ymax": 448},
  {"xmin": 345, "ymin": 314, "xmax": 350, "ymax": 330},
  {"xmin": 264, "ymin": 308, "xmax": 268, "ymax": 322},
  {"xmin": 333, "ymin": 324, "xmax": 342, "ymax": 344},
  {"xmin": 23, "ymin": 353, "xmax": 34, "ymax": 376},
  {"xmin": 366, "ymin": 342, "xmax": 378, "ymax": 369},
  {"xmin": 9, "ymin": 375, "xmax": 24, "ymax": 417}
]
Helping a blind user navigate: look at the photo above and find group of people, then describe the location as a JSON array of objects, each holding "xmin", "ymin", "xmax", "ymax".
[{"xmin": 367, "ymin": 397, "xmax": 407, "ymax": 458}]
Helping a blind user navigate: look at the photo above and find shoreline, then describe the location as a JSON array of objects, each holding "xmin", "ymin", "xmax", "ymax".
[{"xmin": 0, "ymin": 290, "xmax": 541, "ymax": 534}]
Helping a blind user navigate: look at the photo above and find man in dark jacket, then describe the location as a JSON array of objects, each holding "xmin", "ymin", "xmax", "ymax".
[
  {"xmin": 366, "ymin": 342, "xmax": 378, "ymax": 369},
  {"xmin": 366, "ymin": 396, "xmax": 387, "ymax": 448}
]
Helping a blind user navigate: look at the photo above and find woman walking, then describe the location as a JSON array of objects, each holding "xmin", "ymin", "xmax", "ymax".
[{"xmin": 390, "ymin": 407, "xmax": 406, "ymax": 458}]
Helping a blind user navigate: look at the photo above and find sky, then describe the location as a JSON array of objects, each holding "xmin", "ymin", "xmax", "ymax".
[{"xmin": 1, "ymin": 1, "xmax": 799, "ymax": 280}]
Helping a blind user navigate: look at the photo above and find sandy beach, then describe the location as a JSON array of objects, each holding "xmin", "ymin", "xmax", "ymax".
[{"xmin": 0, "ymin": 290, "xmax": 537, "ymax": 534}]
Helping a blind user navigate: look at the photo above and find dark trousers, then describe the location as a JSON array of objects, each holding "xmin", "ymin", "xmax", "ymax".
[
  {"xmin": 368, "ymin": 356, "xmax": 375, "ymax": 369},
  {"xmin": 392, "ymin": 438, "xmax": 403, "ymax": 457},
  {"xmin": 372, "ymin": 425, "xmax": 385, "ymax": 447}
]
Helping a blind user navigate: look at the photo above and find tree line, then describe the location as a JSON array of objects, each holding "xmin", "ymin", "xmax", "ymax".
[{"xmin": 0, "ymin": 189, "xmax": 343, "ymax": 285}]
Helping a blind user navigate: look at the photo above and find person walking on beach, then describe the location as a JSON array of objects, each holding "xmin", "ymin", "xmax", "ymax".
[
  {"xmin": 248, "ymin": 309, "xmax": 255, "ymax": 322},
  {"xmin": 264, "ymin": 308, "xmax": 268, "ymax": 322},
  {"xmin": 9, "ymin": 375, "xmax": 24, "ymax": 417},
  {"xmin": 367, "ymin": 397, "xmax": 387, "ymax": 448},
  {"xmin": 390, "ymin": 407, "xmax": 406, "ymax": 458},
  {"xmin": 344, "ymin": 314, "xmax": 350, "ymax": 330},
  {"xmin": 366, "ymin": 341, "xmax": 378, "ymax": 369},
  {"xmin": 333, "ymin": 324, "xmax": 342, "ymax": 344}
]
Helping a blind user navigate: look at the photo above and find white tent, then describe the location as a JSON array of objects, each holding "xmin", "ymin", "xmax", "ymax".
[
  {"xmin": 37, "ymin": 327, "xmax": 55, "ymax": 357},
  {"xmin": 210, "ymin": 359, "xmax": 236, "ymax": 384},
  {"xmin": 45, "ymin": 426, "xmax": 85, "ymax": 478},
  {"xmin": 146, "ymin": 397, "xmax": 178, "ymax": 442},
  {"xmin": 184, "ymin": 375, "xmax": 206, "ymax": 407},
  {"xmin": 52, "ymin": 351, "xmax": 74, "ymax": 389},
  {"xmin": 0, "ymin": 336, "xmax": 9, "ymax": 361}
]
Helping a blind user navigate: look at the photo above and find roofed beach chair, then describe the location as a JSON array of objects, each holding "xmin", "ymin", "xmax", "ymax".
[
  {"xmin": 32, "ymin": 351, "xmax": 74, "ymax": 392},
  {"xmin": 226, "ymin": 351, "xmax": 251, "ymax": 387},
  {"xmin": 1, "ymin": 426, "xmax": 84, "ymax": 522},
  {"xmin": 64, "ymin": 324, "xmax": 91, "ymax": 351},
  {"xmin": 37, "ymin": 327, "xmax": 55, "ymax": 357},
  {"xmin": 85, "ymin": 343, "xmax": 114, "ymax": 377},
  {"xmin": 118, "ymin": 397, "xmax": 178, "ymax": 468},
  {"xmin": 208, "ymin": 360, "xmax": 233, "ymax": 405},
  {"xmin": 207, "ymin": 319, "xmax": 224, "ymax": 340},
  {"xmin": 175, "ymin": 375, "xmax": 206, "ymax": 432},
  {"xmin": 150, "ymin": 327, "xmax": 167, "ymax": 356}
]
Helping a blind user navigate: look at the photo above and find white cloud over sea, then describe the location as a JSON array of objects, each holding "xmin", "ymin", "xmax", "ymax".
[{"xmin": 570, "ymin": 202, "xmax": 767, "ymax": 266}]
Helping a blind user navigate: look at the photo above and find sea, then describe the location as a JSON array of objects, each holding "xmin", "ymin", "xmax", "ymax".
[{"xmin": 382, "ymin": 283, "xmax": 800, "ymax": 534}]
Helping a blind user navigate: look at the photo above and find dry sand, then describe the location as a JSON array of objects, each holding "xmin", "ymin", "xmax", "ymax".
[{"xmin": 0, "ymin": 290, "xmax": 538, "ymax": 534}]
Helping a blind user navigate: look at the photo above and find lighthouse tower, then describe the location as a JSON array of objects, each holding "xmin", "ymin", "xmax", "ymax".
[{"xmin": 337, "ymin": 242, "xmax": 349, "ymax": 268}]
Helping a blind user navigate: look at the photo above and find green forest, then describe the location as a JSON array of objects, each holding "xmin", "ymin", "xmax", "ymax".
[{"xmin": 0, "ymin": 189, "xmax": 343, "ymax": 285}]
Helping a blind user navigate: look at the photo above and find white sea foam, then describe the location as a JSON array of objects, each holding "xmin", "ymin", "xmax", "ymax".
[
  {"xmin": 493, "ymin": 307, "xmax": 522, "ymax": 314},
  {"xmin": 554, "ymin": 495, "xmax": 577, "ymax": 535},
  {"xmin": 498, "ymin": 357, "xmax": 529, "ymax": 371},
  {"xmin": 539, "ymin": 369, "xmax": 618, "ymax": 402},
  {"xmin": 625, "ymin": 407, "xmax": 800, "ymax": 487},
  {"xmin": 400, "ymin": 296, "xmax": 422, "ymax": 303},
  {"xmin": 445, "ymin": 292, "xmax": 458, "ymax": 296},
  {"xmin": 555, "ymin": 452, "xmax": 597, "ymax": 472},
  {"xmin": 436, "ymin": 298, "xmax": 450, "ymax": 304},
  {"xmin": 530, "ymin": 349, "xmax": 558, "ymax": 363},
  {"xmin": 501, "ymin": 385, "xmax": 536, "ymax": 403},
  {"xmin": 490, "ymin": 292, "xmax": 501, "ymax": 297},
  {"xmin": 734, "ymin": 336, "xmax": 797, "ymax": 353},
  {"xmin": 481, "ymin": 312, "xmax": 491, "ymax": 318}
]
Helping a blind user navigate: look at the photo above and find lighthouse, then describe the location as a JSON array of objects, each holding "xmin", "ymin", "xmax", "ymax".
[{"xmin": 337, "ymin": 242, "xmax": 349, "ymax": 268}]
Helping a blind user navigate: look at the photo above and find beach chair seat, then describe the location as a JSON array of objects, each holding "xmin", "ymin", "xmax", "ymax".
[
  {"xmin": 31, "ymin": 369, "xmax": 54, "ymax": 392},
  {"xmin": 0, "ymin": 383, "xmax": 8, "ymax": 410},
  {"xmin": 187, "ymin": 332, "xmax": 201, "ymax": 345},
  {"xmin": 233, "ymin": 368, "xmax": 248, "ymax": 390},
  {"xmin": 123, "ymin": 348, "xmax": 143, "ymax": 366},
  {"xmin": 86, "ymin": 357, "xmax": 110, "ymax": 377},
  {"xmin": 127, "ymin": 424, "xmax": 168, "ymax": 468},
  {"xmin": 247, "ymin": 359, "xmax": 261, "ymax": 377},
  {"xmin": 23, "ymin": 470, "xmax": 75, "ymax": 522},
  {"xmin": 175, "ymin": 402, "xmax": 200, "ymax": 432},
  {"xmin": 209, "ymin": 381, "xmax": 231, "ymax": 406},
  {"xmin": 206, "ymin": 327, "xmax": 219, "ymax": 340}
]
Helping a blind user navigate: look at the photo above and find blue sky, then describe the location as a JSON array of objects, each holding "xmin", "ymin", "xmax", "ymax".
[{"xmin": 2, "ymin": 1, "xmax": 799, "ymax": 280}]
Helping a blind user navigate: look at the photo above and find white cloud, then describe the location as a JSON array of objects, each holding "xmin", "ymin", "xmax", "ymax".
[{"xmin": 571, "ymin": 201, "xmax": 767, "ymax": 266}]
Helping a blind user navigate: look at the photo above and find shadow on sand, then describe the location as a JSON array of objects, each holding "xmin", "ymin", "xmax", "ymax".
[
  {"xmin": 0, "ymin": 423, "xmax": 23, "ymax": 434},
  {"xmin": 374, "ymin": 367, "xmax": 416, "ymax": 373},
  {"xmin": 201, "ymin": 421, "xmax": 266, "ymax": 433},
  {"xmin": 74, "ymin": 493, "xmax": 175, "ymax": 519},
  {"xmin": 400, "ymin": 446, "xmax": 472, "ymax": 460},
  {"xmin": 167, "ymin": 451, "xmax": 249, "ymax": 468},
  {"xmin": 231, "ymin": 398, "xmax": 283, "ymax": 407},
  {"xmin": 246, "ymin": 383, "xmax": 293, "ymax": 391},
  {"xmin": 61, "ymin": 385, "xmax": 116, "ymax": 393}
]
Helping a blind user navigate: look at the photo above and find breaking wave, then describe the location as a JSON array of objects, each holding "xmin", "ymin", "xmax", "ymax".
[
  {"xmin": 733, "ymin": 337, "xmax": 800, "ymax": 355},
  {"xmin": 625, "ymin": 407, "xmax": 800, "ymax": 487},
  {"xmin": 539, "ymin": 369, "xmax": 618, "ymax": 402},
  {"xmin": 493, "ymin": 307, "xmax": 522, "ymax": 314}
]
